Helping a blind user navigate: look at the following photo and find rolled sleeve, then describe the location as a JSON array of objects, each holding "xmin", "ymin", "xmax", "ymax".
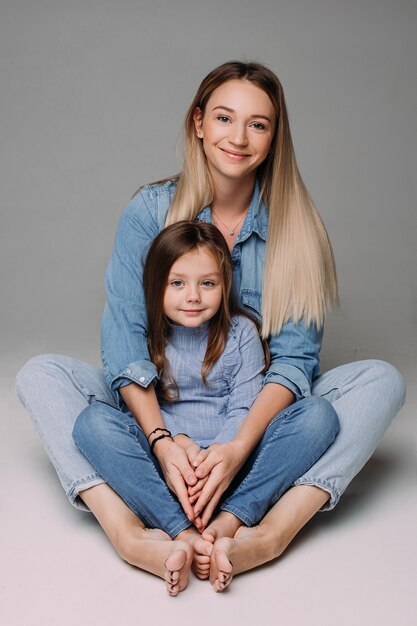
[
  {"xmin": 264, "ymin": 320, "xmax": 323, "ymax": 401},
  {"xmin": 111, "ymin": 360, "xmax": 158, "ymax": 391}
]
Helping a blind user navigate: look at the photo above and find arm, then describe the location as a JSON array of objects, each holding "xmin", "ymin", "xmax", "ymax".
[
  {"xmin": 264, "ymin": 318, "xmax": 323, "ymax": 400},
  {"xmin": 101, "ymin": 185, "xmax": 170, "ymax": 395}
]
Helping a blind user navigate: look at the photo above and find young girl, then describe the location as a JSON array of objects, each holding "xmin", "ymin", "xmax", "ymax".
[
  {"xmin": 72, "ymin": 221, "xmax": 340, "ymax": 595},
  {"xmin": 16, "ymin": 61, "xmax": 406, "ymax": 592}
]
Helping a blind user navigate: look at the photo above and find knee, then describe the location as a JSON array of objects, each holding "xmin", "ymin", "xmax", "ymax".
[
  {"xmin": 373, "ymin": 360, "xmax": 406, "ymax": 409},
  {"xmin": 15, "ymin": 354, "xmax": 61, "ymax": 403},
  {"xmin": 300, "ymin": 396, "xmax": 340, "ymax": 442},
  {"xmin": 72, "ymin": 403, "xmax": 109, "ymax": 449}
]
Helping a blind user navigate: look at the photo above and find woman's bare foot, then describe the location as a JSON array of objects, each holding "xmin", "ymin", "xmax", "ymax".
[
  {"xmin": 163, "ymin": 541, "xmax": 193, "ymax": 597},
  {"xmin": 80, "ymin": 484, "xmax": 193, "ymax": 595},
  {"xmin": 175, "ymin": 526, "xmax": 213, "ymax": 580},
  {"xmin": 208, "ymin": 524, "xmax": 279, "ymax": 591},
  {"xmin": 209, "ymin": 539, "xmax": 234, "ymax": 592},
  {"xmin": 115, "ymin": 526, "xmax": 193, "ymax": 596}
]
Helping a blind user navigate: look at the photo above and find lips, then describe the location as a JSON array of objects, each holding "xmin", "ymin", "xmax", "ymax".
[{"xmin": 220, "ymin": 148, "xmax": 250, "ymax": 159}]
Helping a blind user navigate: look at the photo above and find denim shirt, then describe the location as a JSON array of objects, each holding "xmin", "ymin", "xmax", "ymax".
[
  {"xmin": 101, "ymin": 179, "xmax": 323, "ymax": 402},
  {"xmin": 160, "ymin": 316, "xmax": 264, "ymax": 447}
]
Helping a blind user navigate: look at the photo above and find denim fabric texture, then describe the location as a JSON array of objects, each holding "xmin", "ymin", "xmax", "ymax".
[
  {"xmin": 16, "ymin": 355, "xmax": 405, "ymax": 512},
  {"xmin": 73, "ymin": 397, "xmax": 340, "ymax": 536},
  {"xmin": 15, "ymin": 180, "xmax": 407, "ymax": 513},
  {"xmin": 101, "ymin": 179, "xmax": 322, "ymax": 401},
  {"xmin": 158, "ymin": 317, "xmax": 265, "ymax": 447}
]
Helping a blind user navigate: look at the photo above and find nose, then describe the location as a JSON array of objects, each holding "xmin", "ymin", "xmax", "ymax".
[
  {"xmin": 186, "ymin": 285, "xmax": 201, "ymax": 303},
  {"xmin": 229, "ymin": 122, "xmax": 248, "ymax": 147}
]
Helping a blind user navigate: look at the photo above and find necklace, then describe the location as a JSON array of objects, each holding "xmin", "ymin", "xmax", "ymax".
[{"xmin": 211, "ymin": 208, "xmax": 247, "ymax": 236}]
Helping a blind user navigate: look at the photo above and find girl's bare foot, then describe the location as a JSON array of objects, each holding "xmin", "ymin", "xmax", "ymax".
[
  {"xmin": 175, "ymin": 526, "xmax": 213, "ymax": 580},
  {"xmin": 202, "ymin": 511, "xmax": 243, "ymax": 544},
  {"xmin": 190, "ymin": 511, "xmax": 242, "ymax": 581}
]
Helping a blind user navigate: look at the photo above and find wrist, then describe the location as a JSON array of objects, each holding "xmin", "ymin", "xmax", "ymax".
[
  {"xmin": 148, "ymin": 429, "xmax": 174, "ymax": 455},
  {"xmin": 229, "ymin": 437, "xmax": 252, "ymax": 461},
  {"xmin": 152, "ymin": 435, "xmax": 175, "ymax": 459},
  {"xmin": 173, "ymin": 433, "xmax": 190, "ymax": 448}
]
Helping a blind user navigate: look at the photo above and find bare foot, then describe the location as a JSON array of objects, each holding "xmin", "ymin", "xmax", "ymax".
[
  {"xmin": 175, "ymin": 526, "xmax": 213, "ymax": 580},
  {"xmin": 209, "ymin": 538, "xmax": 234, "ymax": 592},
  {"xmin": 164, "ymin": 546, "xmax": 193, "ymax": 597},
  {"xmin": 122, "ymin": 528, "xmax": 193, "ymax": 596},
  {"xmin": 202, "ymin": 511, "xmax": 243, "ymax": 544},
  {"xmin": 208, "ymin": 523, "xmax": 280, "ymax": 591}
]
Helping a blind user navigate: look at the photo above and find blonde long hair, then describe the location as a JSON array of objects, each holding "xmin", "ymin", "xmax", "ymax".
[{"xmin": 163, "ymin": 61, "xmax": 338, "ymax": 337}]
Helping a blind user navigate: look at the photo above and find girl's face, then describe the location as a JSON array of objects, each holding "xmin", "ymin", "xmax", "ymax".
[
  {"xmin": 163, "ymin": 247, "xmax": 223, "ymax": 327},
  {"xmin": 193, "ymin": 79, "xmax": 275, "ymax": 187}
]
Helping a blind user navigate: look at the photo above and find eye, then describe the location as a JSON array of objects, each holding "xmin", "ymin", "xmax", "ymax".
[
  {"xmin": 170, "ymin": 279, "xmax": 184, "ymax": 287},
  {"xmin": 217, "ymin": 115, "xmax": 231, "ymax": 123},
  {"xmin": 251, "ymin": 121, "xmax": 266, "ymax": 130},
  {"xmin": 201, "ymin": 280, "xmax": 216, "ymax": 288}
]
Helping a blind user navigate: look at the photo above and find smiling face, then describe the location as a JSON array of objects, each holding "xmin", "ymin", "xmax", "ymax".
[
  {"xmin": 193, "ymin": 79, "xmax": 275, "ymax": 187},
  {"xmin": 163, "ymin": 246, "xmax": 223, "ymax": 327}
]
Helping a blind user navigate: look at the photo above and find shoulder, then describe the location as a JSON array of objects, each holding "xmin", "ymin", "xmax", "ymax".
[
  {"xmin": 228, "ymin": 315, "xmax": 262, "ymax": 347},
  {"xmin": 121, "ymin": 178, "xmax": 178, "ymax": 232}
]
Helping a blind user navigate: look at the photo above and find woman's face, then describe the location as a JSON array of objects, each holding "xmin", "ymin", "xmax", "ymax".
[{"xmin": 193, "ymin": 79, "xmax": 275, "ymax": 187}]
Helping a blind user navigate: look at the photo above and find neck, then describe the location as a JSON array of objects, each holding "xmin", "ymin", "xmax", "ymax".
[{"xmin": 210, "ymin": 171, "xmax": 256, "ymax": 218}]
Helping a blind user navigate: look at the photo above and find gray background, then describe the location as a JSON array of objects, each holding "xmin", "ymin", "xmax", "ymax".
[{"xmin": 1, "ymin": 1, "xmax": 416, "ymax": 625}]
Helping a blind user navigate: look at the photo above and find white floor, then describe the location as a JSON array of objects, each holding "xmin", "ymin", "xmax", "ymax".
[{"xmin": 1, "ymin": 349, "xmax": 416, "ymax": 626}]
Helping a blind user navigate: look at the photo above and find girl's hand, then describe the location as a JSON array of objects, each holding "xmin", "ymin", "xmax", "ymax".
[
  {"xmin": 173, "ymin": 434, "xmax": 201, "ymax": 467},
  {"xmin": 153, "ymin": 438, "xmax": 197, "ymax": 521},
  {"xmin": 192, "ymin": 441, "xmax": 248, "ymax": 528}
]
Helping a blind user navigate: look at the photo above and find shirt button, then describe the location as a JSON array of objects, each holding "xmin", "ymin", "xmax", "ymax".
[
  {"xmin": 139, "ymin": 376, "xmax": 145, "ymax": 383},
  {"xmin": 126, "ymin": 368, "xmax": 132, "ymax": 374}
]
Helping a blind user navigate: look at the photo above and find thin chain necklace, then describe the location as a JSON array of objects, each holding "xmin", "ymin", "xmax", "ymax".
[{"xmin": 211, "ymin": 208, "xmax": 247, "ymax": 236}]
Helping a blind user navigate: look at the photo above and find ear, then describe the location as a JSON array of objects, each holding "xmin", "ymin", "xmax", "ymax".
[{"xmin": 193, "ymin": 107, "xmax": 204, "ymax": 138}]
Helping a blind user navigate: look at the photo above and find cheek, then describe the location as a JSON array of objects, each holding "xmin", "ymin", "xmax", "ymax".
[{"xmin": 255, "ymin": 135, "xmax": 273, "ymax": 157}]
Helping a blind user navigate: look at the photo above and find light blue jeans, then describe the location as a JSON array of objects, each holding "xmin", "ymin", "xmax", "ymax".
[
  {"xmin": 15, "ymin": 355, "xmax": 406, "ymax": 513},
  {"xmin": 72, "ymin": 397, "xmax": 340, "ymax": 537}
]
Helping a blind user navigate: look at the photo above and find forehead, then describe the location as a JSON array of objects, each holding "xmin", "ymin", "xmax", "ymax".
[
  {"xmin": 206, "ymin": 79, "xmax": 274, "ymax": 116},
  {"xmin": 169, "ymin": 246, "xmax": 220, "ymax": 273}
]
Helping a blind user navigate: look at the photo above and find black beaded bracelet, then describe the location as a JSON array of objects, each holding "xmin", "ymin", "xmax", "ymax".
[
  {"xmin": 150, "ymin": 432, "xmax": 173, "ymax": 452},
  {"xmin": 147, "ymin": 427, "xmax": 171, "ymax": 442}
]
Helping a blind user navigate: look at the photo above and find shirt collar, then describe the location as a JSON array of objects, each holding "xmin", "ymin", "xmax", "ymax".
[{"xmin": 197, "ymin": 179, "xmax": 268, "ymax": 242}]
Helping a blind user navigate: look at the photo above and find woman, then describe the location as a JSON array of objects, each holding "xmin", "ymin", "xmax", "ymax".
[{"xmin": 16, "ymin": 61, "xmax": 406, "ymax": 592}]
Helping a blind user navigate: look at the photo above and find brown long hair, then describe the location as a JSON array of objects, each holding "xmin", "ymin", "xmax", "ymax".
[
  {"xmin": 161, "ymin": 61, "xmax": 338, "ymax": 336},
  {"xmin": 143, "ymin": 221, "xmax": 264, "ymax": 402}
]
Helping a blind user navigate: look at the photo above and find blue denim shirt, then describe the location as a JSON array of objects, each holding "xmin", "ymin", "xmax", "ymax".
[
  {"xmin": 160, "ymin": 316, "xmax": 265, "ymax": 447},
  {"xmin": 101, "ymin": 179, "xmax": 323, "ymax": 401}
]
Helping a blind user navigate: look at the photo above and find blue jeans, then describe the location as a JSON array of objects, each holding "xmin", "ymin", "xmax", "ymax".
[
  {"xmin": 15, "ymin": 355, "xmax": 406, "ymax": 512},
  {"xmin": 72, "ymin": 397, "xmax": 340, "ymax": 537}
]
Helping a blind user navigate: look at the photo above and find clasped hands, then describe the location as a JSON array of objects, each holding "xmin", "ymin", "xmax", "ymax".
[{"xmin": 154, "ymin": 434, "xmax": 246, "ymax": 531}]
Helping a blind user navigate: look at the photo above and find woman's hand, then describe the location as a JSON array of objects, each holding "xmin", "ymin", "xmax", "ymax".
[
  {"xmin": 153, "ymin": 437, "xmax": 198, "ymax": 522},
  {"xmin": 191, "ymin": 441, "xmax": 248, "ymax": 529}
]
